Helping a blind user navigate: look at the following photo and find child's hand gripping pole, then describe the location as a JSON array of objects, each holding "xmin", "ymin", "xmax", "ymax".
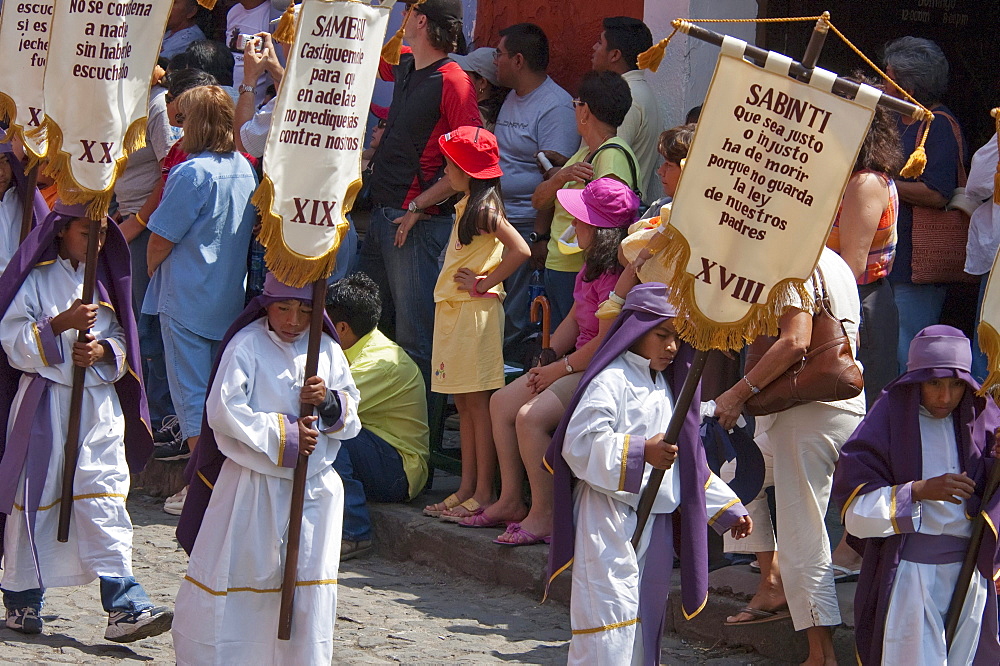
[
  {"xmin": 944, "ymin": 431, "xmax": 1000, "ymax": 651},
  {"xmin": 57, "ymin": 217, "xmax": 102, "ymax": 543},
  {"xmin": 278, "ymin": 279, "xmax": 328, "ymax": 640},
  {"xmin": 630, "ymin": 348, "xmax": 709, "ymax": 549}
]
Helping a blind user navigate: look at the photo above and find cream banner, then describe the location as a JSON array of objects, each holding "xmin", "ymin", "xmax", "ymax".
[
  {"xmin": 40, "ymin": 0, "xmax": 170, "ymax": 218},
  {"xmin": 640, "ymin": 37, "xmax": 879, "ymax": 350},
  {"xmin": 254, "ymin": 0, "xmax": 396, "ymax": 287},
  {"xmin": 0, "ymin": 0, "xmax": 54, "ymax": 162},
  {"xmin": 977, "ymin": 251, "xmax": 1000, "ymax": 395}
]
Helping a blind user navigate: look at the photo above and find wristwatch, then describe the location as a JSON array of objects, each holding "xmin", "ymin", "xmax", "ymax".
[
  {"xmin": 407, "ymin": 200, "xmax": 424, "ymax": 214},
  {"xmin": 238, "ymin": 84, "xmax": 256, "ymax": 95},
  {"xmin": 563, "ymin": 355, "xmax": 574, "ymax": 374},
  {"xmin": 528, "ymin": 231, "xmax": 550, "ymax": 244}
]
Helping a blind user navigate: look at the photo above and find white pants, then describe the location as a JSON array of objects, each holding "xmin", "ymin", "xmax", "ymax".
[{"xmin": 722, "ymin": 401, "xmax": 863, "ymax": 630}]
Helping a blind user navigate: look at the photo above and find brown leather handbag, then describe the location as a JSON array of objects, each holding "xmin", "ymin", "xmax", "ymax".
[{"xmin": 743, "ymin": 267, "xmax": 864, "ymax": 416}]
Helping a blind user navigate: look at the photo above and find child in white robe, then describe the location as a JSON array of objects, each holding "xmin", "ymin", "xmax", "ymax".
[
  {"xmin": 173, "ymin": 273, "xmax": 360, "ymax": 665},
  {"xmin": 0, "ymin": 202, "xmax": 165, "ymax": 641},
  {"xmin": 834, "ymin": 325, "xmax": 1000, "ymax": 665},
  {"xmin": 544, "ymin": 282, "xmax": 752, "ymax": 666}
]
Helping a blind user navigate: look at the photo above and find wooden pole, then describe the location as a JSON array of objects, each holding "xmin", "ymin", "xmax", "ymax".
[
  {"xmin": 19, "ymin": 164, "xmax": 38, "ymax": 242},
  {"xmin": 56, "ymin": 216, "xmax": 101, "ymax": 543},
  {"xmin": 944, "ymin": 455, "xmax": 1000, "ymax": 649},
  {"xmin": 278, "ymin": 278, "xmax": 328, "ymax": 640},
  {"xmin": 631, "ymin": 348, "xmax": 709, "ymax": 548},
  {"xmin": 798, "ymin": 12, "xmax": 830, "ymax": 72}
]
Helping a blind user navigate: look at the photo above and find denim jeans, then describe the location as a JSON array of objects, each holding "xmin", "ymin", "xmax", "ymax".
[
  {"xmin": 893, "ymin": 281, "xmax": 947, "ymax": 374},
  {"xmin": 502, "ymin": 219, "xmax": 536, "ymax": 359},
  {"xmin": 333, "ymin": 428, "xmax": 409, "ymax": 542},
  {"xmin": 159, "ymin": 314, "xmax": 220, "ymax": 440},
  {"xmin": 544, "ymin": 268, "xmax": 578, "ymax": 334},
  {"xmin": 2, "ymin": 576, "xmax": 152, "ymax": 613},
  {"xmin": 356, "ymin": 206, "xmax": 451, "ymax": 388},
  {"xmin": 328, "ymin": 224, "xmax": 359, "ymax": 284},
  {"xmin": 972, "ymin": 273, "xmax": 989, "ymax": 383},
  {"xmin": 139, "ymin": 313, "xmax": 174, "ymax": 426}
]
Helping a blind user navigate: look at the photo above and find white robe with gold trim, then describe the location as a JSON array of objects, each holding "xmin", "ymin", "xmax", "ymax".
[
  {"xmin": 562, "ymin": 351, "xmax": 742, "ymax": 666},
  {"xmin": 172, "ymin": 319, "xmax": 360, "ymax": 665},
  {"xmin": 1, "ymin": 257, "xmax": 131, "ymax": 591}
]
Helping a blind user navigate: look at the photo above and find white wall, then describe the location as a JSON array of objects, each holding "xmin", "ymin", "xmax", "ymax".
[{"xmin": 644, "ymin": 0, "xmax": 758, "ymax": 127}]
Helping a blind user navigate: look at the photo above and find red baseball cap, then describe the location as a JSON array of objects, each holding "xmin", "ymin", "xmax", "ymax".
[
  {"xmin": 557, "ymin": 177, "xmax": 640, "ymax": 228},
  {"xmin": 438, "ymin": 126, "xmax": 503, "ymax": 179},
  {"xmin": 370, "ymin": 103, "xmax": 389, "ymax": 120}
]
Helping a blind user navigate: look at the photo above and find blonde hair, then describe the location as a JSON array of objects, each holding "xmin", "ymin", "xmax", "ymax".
[{"xmin": 178, "ymin": 86, "xmax": 236, "ymax": 154}]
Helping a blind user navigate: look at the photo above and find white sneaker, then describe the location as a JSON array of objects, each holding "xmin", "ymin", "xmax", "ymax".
[
  {"xmin": 162, "ymin": 486, "xmax": 188, "ymax": 516},
  {"xmin": 104, "ymin": 606, "xmax": 173, "ymax": 643}
]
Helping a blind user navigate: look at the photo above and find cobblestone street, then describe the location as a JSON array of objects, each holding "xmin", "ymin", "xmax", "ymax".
[{"xmin": 1, "ymin": 494, "xmax": 778, "ymax": 664}]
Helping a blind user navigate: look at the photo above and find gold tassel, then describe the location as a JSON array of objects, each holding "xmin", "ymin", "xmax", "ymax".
[
  {"xmin": 900, "ymin": 115, "xmax": 933, "ymax": 179},
  {"xmin": 196, "ymin": 0, "xmax": 216, "ymax": 9},
  {"xmin": 252, "ymin": 176, "xmax": 347, "ymax": 287},
  {"xmin": 637, "ymin": 27, "xmax": 678, "ymax": 73},
  {"xmin": 992, "ymin": 108, "xmax": 1000, "ymax": 205},
  {"xmin": 381, "ymin": 0, "xmax": 425, "ymax": 66},
  {"xmin": 0, "ymin": 93, "xmax": 14, "ymax": 129},
  {"xmin": 273, "ymin": 1, "xmax": 298, "ymax": 45},
  {"xmin": 977, "ymin": 321, "xmax": 1000, "ymax": 398}
]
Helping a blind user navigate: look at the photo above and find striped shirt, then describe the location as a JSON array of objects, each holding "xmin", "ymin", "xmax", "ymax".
[{"xmin": 827, "ymin": 170, "xmax": 898, "ymax": 285}]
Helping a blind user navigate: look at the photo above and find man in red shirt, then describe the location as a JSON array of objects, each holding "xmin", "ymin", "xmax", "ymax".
[{"xmin": 360, "ymin": 0, "xmax": 481, "ymax": 388}]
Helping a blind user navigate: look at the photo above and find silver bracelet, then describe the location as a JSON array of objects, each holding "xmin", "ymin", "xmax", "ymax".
[
  {"xmin": 743, "ymin": 375, "xmax": 761, "ymax": 394},
  {"xmin": 607, "ymin": 291, "xmax": 626, "ymax": 306}
]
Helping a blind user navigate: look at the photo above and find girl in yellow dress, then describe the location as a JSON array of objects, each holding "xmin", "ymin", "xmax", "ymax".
[{"xmin": 425, "ymin": 127, "xmax": 530, "ymax": 523}]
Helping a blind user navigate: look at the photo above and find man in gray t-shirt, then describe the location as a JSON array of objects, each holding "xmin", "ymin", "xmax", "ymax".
[{"xmin": 493, "ymin": 23, "xmax": 579, "ymax": 360}]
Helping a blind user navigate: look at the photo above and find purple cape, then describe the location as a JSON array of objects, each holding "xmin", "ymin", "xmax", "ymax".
[
  {"xmin": 0, "ymin": 207, "xmax": 152, "ymax": 561},
  {"xmin": 0, "ymin": 136, "xmax": 50, "ymax": 233},
  {"xmin": 543, "ymin": 283, "xmax": 716, "ymax": 648},
  {"xmin": 175, "ymin": 295, "xmax": 337, "ymax": 554},
  {"xmin": 832, "ymin": 364, "xmax": 1000, "ymax": 665}
]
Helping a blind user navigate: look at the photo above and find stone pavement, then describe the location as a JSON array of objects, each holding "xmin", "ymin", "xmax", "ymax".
[{"xmin": 0, "ymin": 494, "xmax": 783, "ymax": 664}]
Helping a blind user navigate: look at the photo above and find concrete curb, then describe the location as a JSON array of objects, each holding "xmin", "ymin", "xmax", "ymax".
[{"xmin": 371, "ymin": 488, "xmax": 857, "ymax": 664}]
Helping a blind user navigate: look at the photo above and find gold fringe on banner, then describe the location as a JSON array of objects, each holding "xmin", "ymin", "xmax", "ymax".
[
  {"xmin": 251, "ymin": 175, "xmax": 357, "ymax": 288},
  {"xmin": 643, "ymin": 224, "xmax": 814, "ymax": 351},
  {"xmin": 39, "ymin": 116, "xmax": 147, "ymax": 220},
  {"xmin": 0, "ymin": 94, "xmax": 46, "ymax": 170},
  {"xmin": 196, "ymin": 0, "xmax": 217, "ymax": 9},
  {"xmin": 977, "ymin": 320, "xmax": 1000, "ymax": 397}
]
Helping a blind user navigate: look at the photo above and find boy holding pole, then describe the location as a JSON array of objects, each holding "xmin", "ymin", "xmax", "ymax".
[
  {"xmin": 0, "ymin": 201, "xmax": 167, "ymax": 641},
  {"xmin": 833, "ymin": 325, "xmax": 1000, "ymax": 664}
]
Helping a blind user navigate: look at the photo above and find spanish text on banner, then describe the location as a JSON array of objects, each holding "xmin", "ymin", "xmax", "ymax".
[
  {"xmin": 635, "ymin": 41, "xmax": 879, "ymax": 350},
  {"xmin": 254, "ymin": 0, "xmax": 396, "ymax": 288},
  {"xmin": 0, "ymin": 0, "xmax": 54, "ymax": 162},
  {"xmin": 40, "ymin": 0, "xmax": 170, "ymax": 218}
]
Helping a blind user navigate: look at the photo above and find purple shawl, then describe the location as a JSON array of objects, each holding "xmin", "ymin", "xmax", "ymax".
[
  {"xmin": 0, "ymin": 137, "xmax": 49, "ymax": 232},
  {"xmin": 544, "ymin": 283, "xmax": 713, "ymax": 624},
  {"xmin": 175, "ymin": 283, "xmax": 337, "ymax": 554},
  {"xmin": 832, "ymin": 325, "xmax": 1000, "ymax": 665},
  {"xmin": 0, "ymin": 204, "xmax": 152, "ymax": 561}
]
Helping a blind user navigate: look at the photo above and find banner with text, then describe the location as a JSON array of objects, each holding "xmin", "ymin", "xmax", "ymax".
[
  {"xmin": 640, "ymin": 38, "xmax": 879, "ymax": 350},
  {"xmin": 254, "ymin": 0, "xmax": 395, "ymax": 287},
  {"xmin": 976, "ymin": 250, "xmax": 1000, "ymax": 396},
  {"xmin": 0, "ymin": 0, "xmax": 54, "ymax": 162},
  {"xmin": 40, "ymin": 0, "xmax": 170, "ymax": 218}
]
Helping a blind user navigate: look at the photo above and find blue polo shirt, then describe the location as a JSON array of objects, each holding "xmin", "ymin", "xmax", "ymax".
[{"xmin": 142, "ymin": 151, "xmax": 257, "ymax": 340}]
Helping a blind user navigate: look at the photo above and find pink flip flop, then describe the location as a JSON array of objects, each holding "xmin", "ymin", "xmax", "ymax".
[
  {"xmin": 458, "ymin": 512, "xmax": 508, "ymax": 528},
  {"xmin": 493, "ymin": 522, "xmax": 551, "ymax": 546}
]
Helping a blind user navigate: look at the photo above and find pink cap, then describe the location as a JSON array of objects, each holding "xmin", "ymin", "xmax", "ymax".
[{"xmin": 556, "ymin": 177, "xmax": 639, "ymax": 228}]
